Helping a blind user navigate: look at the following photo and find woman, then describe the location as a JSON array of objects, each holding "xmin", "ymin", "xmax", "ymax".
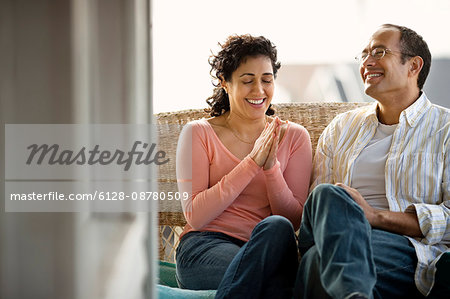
[{"xmin": 175, "ymin": 34, "xmax": 312, "ymax": 298}]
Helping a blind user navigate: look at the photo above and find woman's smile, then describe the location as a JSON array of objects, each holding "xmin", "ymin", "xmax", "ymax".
[{"xmin": 246, "ymin": 98, "xmax": 265, "ymax": 106}]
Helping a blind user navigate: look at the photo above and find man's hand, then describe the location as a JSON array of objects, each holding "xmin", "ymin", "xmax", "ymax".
[{"xmin": 335, "ymin": 183, "xmax": 378, "ymax": 226}]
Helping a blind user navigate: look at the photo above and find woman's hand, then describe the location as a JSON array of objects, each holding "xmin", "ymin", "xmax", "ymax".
[
  {"xmin": 263, "ymin": 124, "xmax": 280, "ymax": 170},
  {"xmin": 249, "ymin": 117, "xmax": 282, "ymax": 169}
]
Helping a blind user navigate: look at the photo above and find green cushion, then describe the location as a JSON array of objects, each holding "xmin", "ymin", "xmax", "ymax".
[
  {"xmin": 157, "ymin": 285, "xmax": 217, "ymax": 299},
  {"xmin": 158, "ymin": 261, "xmax": 179, "ymax": 288},
  {"xmin": 158, "ymin": 261, "xmax": 217, "ymax": 298}
]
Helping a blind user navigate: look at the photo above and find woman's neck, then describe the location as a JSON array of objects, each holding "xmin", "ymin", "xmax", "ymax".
[{"xmin": 224, "ymin": 112, "xmax": 268, "ymax": 143}]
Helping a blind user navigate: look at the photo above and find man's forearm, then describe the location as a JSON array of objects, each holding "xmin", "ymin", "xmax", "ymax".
[{"xmin": 373, "ymin": 210, "xmax": 423, "ymax": 238}]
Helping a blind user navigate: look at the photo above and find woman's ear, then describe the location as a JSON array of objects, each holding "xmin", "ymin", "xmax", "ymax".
[{"xmin": 219, "ymin": 76, "xmax": 228, "ymax": 94}]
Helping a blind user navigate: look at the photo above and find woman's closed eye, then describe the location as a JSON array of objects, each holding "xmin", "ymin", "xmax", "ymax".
[{"xmin": 242, "ymin": 79, "xmax": 273, "ymax": 85}]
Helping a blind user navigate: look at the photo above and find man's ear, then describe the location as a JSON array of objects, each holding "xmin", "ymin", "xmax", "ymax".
[{"xmin": 409, "ymin": 56, "xmax": 423, "ymax": 77}]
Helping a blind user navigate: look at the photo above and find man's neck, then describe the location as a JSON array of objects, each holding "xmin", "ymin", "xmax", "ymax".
[{"xmin": 376, "ymin": 89, "xmax": 421, "ymax": 125}]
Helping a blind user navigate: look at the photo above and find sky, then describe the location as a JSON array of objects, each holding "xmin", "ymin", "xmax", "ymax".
[{"xmin": 152, "ymin": 0, "xmax": 450, "ymax": 113}]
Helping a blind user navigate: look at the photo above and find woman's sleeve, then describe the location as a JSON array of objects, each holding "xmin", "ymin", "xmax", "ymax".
[
  {"xmin": 263, "ymin": 125, "xmax": 312, "ymax": 230},
  {"xmin": 176, "ymin": 122, "xmax": 261, "ymax": 230}
]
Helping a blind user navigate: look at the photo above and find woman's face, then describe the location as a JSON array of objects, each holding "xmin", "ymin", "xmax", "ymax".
[{"xmin": 222, "ymin": 55, "xmax": 274, "ymax": 120}]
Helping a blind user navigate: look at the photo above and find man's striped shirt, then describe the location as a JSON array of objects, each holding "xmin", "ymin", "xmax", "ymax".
[{"xmin": 311, "ymin": 93, "xmax": 450, "ymax": 295}]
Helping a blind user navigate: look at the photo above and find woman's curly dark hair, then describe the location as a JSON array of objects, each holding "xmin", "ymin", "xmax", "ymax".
[{"xmin": 205, "ymin": 34, "xmax": 281, "ymax": 117}]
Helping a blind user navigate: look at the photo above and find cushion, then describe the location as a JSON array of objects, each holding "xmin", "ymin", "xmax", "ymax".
[
  {"xmin": 158, "ymin": 260, "xmax": 217, "ymax": 298},
  {"xmin": 157, "ymin": 285, "xmax": 217, "ymax": 299},
  {"xmin": 159, "ymin": 261, "xmax": 179, "ymax": 288}
]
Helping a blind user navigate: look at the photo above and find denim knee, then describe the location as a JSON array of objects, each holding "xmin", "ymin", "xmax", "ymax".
[
  {"xmin": 310, "ymin": 183, "xmax": 342, "ymax": 201},
  {"xmin": 256, "ymin": 215, "xmax": 294, "ymax": 236},
  {"xmin": 250, "ymin": 215, "xmax": 296, "ymax": 248},
  {"xmin": 308, "ymin": 183, "xmax": 359, "ymax": 212}
]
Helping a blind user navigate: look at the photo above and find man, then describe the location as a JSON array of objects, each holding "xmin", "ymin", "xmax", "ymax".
[{"xmin": 294, "ymin": 24, "xmax": 449, "ymax": 298}]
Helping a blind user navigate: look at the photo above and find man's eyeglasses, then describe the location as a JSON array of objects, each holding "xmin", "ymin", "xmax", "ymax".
[{"xmin": 354, "ymin": 47, "xmax": 414, "ymax": 64}]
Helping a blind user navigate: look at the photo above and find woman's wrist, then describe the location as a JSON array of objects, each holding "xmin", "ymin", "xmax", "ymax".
[{"xmin": 263, "ymin": 160, "xmax": 276, "ymax": 170}]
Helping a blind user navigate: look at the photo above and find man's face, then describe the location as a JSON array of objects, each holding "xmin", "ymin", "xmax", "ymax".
[{"xmin": 359, "ymin": 28, "xmax": 411, "ymax": 99}]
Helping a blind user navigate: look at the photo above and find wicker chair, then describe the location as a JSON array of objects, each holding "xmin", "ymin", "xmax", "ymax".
[{"xmin": 157, "ymin": 102, "xmax": 371, "ymax": 263}]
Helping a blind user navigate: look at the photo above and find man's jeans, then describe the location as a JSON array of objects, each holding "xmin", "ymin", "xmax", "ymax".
[
  {"xmin": 176, "ymin": 215, "xmax": 298, "ymax": 298},
  {"xmin": 294, "ymin": 184, "xmax": 423, "ymax": 299}
]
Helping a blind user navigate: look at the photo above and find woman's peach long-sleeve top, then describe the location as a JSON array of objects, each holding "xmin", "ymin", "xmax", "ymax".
[{"xmin": 176, "ymin": 119, "xmax": 312, "ymax": 242}]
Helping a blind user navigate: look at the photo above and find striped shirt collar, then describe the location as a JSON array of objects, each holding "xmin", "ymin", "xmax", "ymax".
[
  {"xmin": 367, "ymin": 92, "xmax": 432, "ymax": 128},
  {"xmin": 362, "ymin": 102, "xmax": 379, "ymax": 125},
  {"xmin": 401, "ymin": 92, "xmax": 432, "ymax": 128}
]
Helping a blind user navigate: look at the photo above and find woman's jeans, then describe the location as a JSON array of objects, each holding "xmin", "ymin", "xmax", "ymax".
[
  {"xmin": 294, "ymin": 184, "xmax": 423, "ymax": 299},
  {"xmin": 176, "ymin": 215, "xmax": 299, "ymax": 298}
]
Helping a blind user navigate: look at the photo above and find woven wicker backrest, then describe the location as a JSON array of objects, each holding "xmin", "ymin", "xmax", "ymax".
[{"xmin": 156, "ymin": 102, "xmax": 371, "ymax": 261}]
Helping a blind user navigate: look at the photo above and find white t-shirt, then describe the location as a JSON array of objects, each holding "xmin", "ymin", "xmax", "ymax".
[{"xmin": 351, "ymin": 122, "xmax": 397, "ymax": 210}]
